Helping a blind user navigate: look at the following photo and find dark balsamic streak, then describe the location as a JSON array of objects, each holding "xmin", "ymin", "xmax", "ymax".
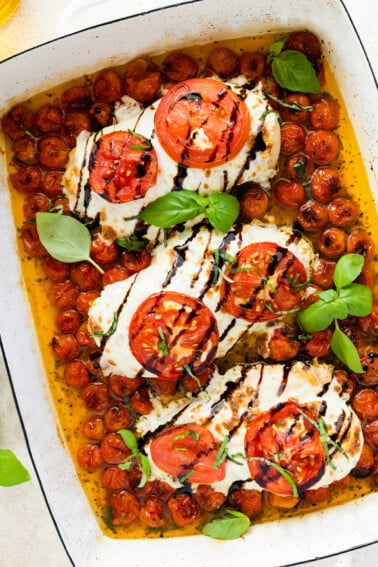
[
  {"xmin": 234, "ymin": 129, "xmax": 266, "ymax": 187},
  {"xmin": 277, "ymin": 362, "xmax": 293, "ymax": 396},
  {"xmin": 101, "ymin": 276, "xmax": 138, "ymax": 350},
  {"xmin": 173, "ymin": 163, "xmax": 188, "ymax": 190},
  {"xmin": 162, "ymin": 223, "xmax": 203, "ymax": 288},
  {"xmin": 141, "ymin": 405, "xmax": 190, "ymax": 448}
]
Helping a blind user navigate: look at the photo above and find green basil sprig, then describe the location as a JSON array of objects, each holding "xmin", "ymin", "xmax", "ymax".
[
  {"xmin": 201, "ymin": 509, "xmax": 250, "ymax": 540},
  {"xmin": 0, "ymin": 449, "xmax": 30, "ymax": 487},
  {"xmin": 297, "ymin": 254, "xmax": 372, "ymax": 372},
  {"xmin": 134, "ymin": 190, "xmax": 239, "ymax": 233},
  {"xmin": 36, "ymin": 212, "xmax": 104, "ymax": 274},
  {"xmin": 117, "ymin": 429, "xmax": 150, "ymax": 487},
  {"xmin": 268, "ymin": 36, "xmax": 321, "ymax": 93},
  {"xmin": 116, "ymin": 235, "xmax": 148, "ymax": 250}
]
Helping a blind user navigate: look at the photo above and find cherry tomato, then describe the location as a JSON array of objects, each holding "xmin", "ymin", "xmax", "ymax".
[
  {"xmin": 88, "ymin": 130, "xmax": 158, "ymax": 203},
  {"xmin": 51, "ymin": 334, "xmax": 80, "ymax": 360},
  {"xmin": 310, "ymin": 167, "xmax": 342, "ymax": 203},
  {"xmin": 305, "ymin": 131, "xmax": 340, "ymax": 165},
  {"xmin": 358, "ymin": 348, "xmax": 378, "ymax": 387},
  {"xmin": 194, "ymin": 485, "xmax": 226, "ymax": 512},
  {"xmin": 10, "ymin": 166, "xmax": 42, "ymax": 193},
  {"xmin": 358, "ymin": 306, "xmax": 378, "ymax": 335},
  {"xmin": 304, "ymin": 328, "xmax": 332, "ymax": 358},
  {"xmin": 38, "ymin": 136, "xmax": 71, "ymax": 170},
  {"xmin": 280, "ymin": 123, "xmax": 306, "ymax": 155},
  {"xmin": 227, "ymin": 488, "xmax": 263, "ymax": 518},
  {"xmin": 129, "ymin": 386, "xmax": 153, "ymax": 416},
  {"xmin": 70, "ymin": 261, "xmax": 101, "ymax": 291},
  {"xmin": 64, "ymin": 111, "xmax": 91, "ymax": 141},
  {"xmin": 279, "ymin": 93, "xmax": 311, "ymax": 124},
  {"xmin": 207, "ymin": 47, "xmax": 238, "ymax": 77},
  {"xmin": 364, "ymin": 420, "xmax": 378, "ymax": 448},
  {"xmin": 239, "ymin": 51, "xmax": 266, "ymax": 82},
  {"xmin": 129, "ymin": 291, "xmax": 219, "ymax": 380},
  {"xmin": 310, "ymin": 97, "xmax": 340, "ymax": 130},
  {"xmin": 139, "ymin": 495, "xmax": 168, "ymax": 528},
  {"xmin": 155, "ymin": 78, "xmax": 250, "ymax": 168},
  {"xmin": 221, "ymin": 242, "xmax": 307, "ymax": 323},
  {"xmin": 35, "ymin": 104, "xmax": 64, "ymax": 134},
  {"xmin": 90, "ymin": 236, "xmax": 119, "ymax": 266},
  {"xmin": 110, "ymin": 490, "xmax": 140, "ymax": 526},
  {"xmin": 48, "ymin": 281, "xmax": 79, "ymax": 309},
  {"xmin": 76, "ymin": 291, "xmax": 100, "ymax": 316},
  {"xmin": 163, "ymin": 52, "xmax": 198, "ymax": 83},
  {"xmin": 93, "ymin": 69, "xmax": 123, "ymax": 103},
  {"xmin": 304, "ymin": 486, "xmax": 329, "ymax": 504},
  {"xmin": 328, "ymin": 197, "xmax": 359, "ymax": 227},
  {"xmin": 12, "ymin": 137, "xmax": 37, "ymax": 165},
  {"xmin": 100, "ymin": 432, "xmax": 131, "ymax": 465},
  {"xmin": 82, "ymin": 417, "xmax": 106, "ymax": 441},
  {"xmin": 149, "ymin": 377, "xmax": 178, "ymax": 396},
  {"xmin": 109, "ymin": 374, "xmax": 144, "ymax": 397},
  {"xmin": 351, "ymin": 443, "xmax": 374, "ymax": 478},
  {"xmin": 77, "ymin": 444, "xmax": 104, "ymax": 472},
  {"xmin": 245, "ymin": 402, "xmax": 325, "ymax": 495},
  {"xmin": 102, "ymin": 266, "xmax": 130, "ymax": 287},
  {"xmin": 168, "ymin": 493, "xmax": 200, "ymax": 527},
  {"xmin": 297, "ymin": 200, "xmax": 328, "ymax": 232},
  {"xmin": 124, "ymin": 58, "xmax": 162, "ymax": 104},
  {"xmin": 318, "ymin": 228, "xmax": 347, "ymax": 258},
  {"xmin": 181, "ymin": 365, "xmax": 213, "ymax": 393},
  {"xmin": 284, "ymin": 32, "xmax": 321, "ymax": 61},
  {"xmin": 41, "ymin": 171, "xmax": 64, "ymax": 197},
  {"xmin": 265, "ymin": 328, "xmax": 300, "ymax": 361},
  {"xmin": 20, "ymin": 223, "xmax": 48, "ymax": 257},
  {"xmin": 76, "ymin": 321, "xmax": 97, "ymax": 349},
  {"xmin": 61, "ymin": 86, "xmax": 92, "ymax": 110},
  {"xmin": 274, "ymin": 179, "xmax": 306, "ymax": 209},
  {"xmin": 42, "ymin": 256, "xmax": 69, "ymax": 283},
  {"xmin": 56, "ymin": 309, "xmax": 81, "ymax": 334},
  {"xmin": 267, "ymin": 493, "xmax": 300, "ymax": 509},
  {"xmin": 121, "ymin": 248, "xmax": 151, "ymax": 273},
  {"xmin": 311, "ymin": 258, "xmax": 336, "ymax": 289},
  {"xmin": 88, "ymin": 102, "xmax": 113, "ymax": 128},
  {"xmin": 150, "ymin": 424, "xmax": 226, "ymax": 484},
  {"xmin": 346, "ymin": 232, "xmax": 375, "ymax": 262},
  {"xmin": 238, "ymin": 184, "xmax": 269, "ymax": 221},
  {"xmin": 102, "ymin": 466, "xmax": 128, "ymax": 490},
  {"xmin": 23, "ymin": 193, "xmax": 49, "ymax": 220},
  {"xmin": 2, "ymin": 105, "xmax": 35, "ymax": 140},
  {"xmin": 82, "ymin": 381, "xmax": 110, "ymax": 412},
  {"xmin": 104, "ymin": 404, "xmax": 133, "ymax": 432},
  {"xmin": 352, "ymin": 389, "xmax": 378, "ymax": 421},
  {"xmin": 285, "ymin": 153, "xmax": 315, "ymax": 181}
]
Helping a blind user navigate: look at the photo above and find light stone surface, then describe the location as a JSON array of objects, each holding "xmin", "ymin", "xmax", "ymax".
[{"xmin": 0, "ymin": 1, "xmax": 377, "ymax": 566}]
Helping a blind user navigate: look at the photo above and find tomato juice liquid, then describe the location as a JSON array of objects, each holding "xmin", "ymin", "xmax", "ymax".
[{"xmin": 4, "ymin": 33, "xmax": 378, "ymax": 538}]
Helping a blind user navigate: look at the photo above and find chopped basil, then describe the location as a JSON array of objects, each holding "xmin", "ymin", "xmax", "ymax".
[
  {"xmin": 213, "ymin": 436, "xmax": 229, "ymax": 469},
  {"xmin": 172, "ymin": 430, "xmax": 200, "ymax": 451},
  {"xmin": 116, "ymin": 235, "xmax": 148, "ymax": 250},
  {"xmin": 157, "ymin": 326, "xmax": 169, "ymax": 357},
  {"xmin": 90, "ymin": 312, "xmax": 118, "ymax": 338},
  {"xmin": 179, "ymin": 469, "xmax": 195, "ymax": 483}
]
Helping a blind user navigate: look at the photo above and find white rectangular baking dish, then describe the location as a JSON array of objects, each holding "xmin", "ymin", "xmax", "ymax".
[{"xmin": 0, "ymin": 1, "xmax": 377, "ymax": 566}]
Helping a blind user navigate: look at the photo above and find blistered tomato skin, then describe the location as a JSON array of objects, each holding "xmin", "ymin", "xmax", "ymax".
[
  {"xmin": 206, "ymin": 47, "xmax": 238, "ymax": 77},
  {"xmin": 274, "ymin": 179, "xmax": 306, "ymax": 209}
]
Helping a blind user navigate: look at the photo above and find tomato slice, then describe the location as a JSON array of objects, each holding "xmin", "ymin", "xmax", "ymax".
[
  {"xmin": 220, "ymin": 242, "xmax": 307, "ymax": 322},
  {"xmin": 150, "ymin": 424, "xmax": 226, "ymax": 483},
  {"xmin": 245, "ymin": 402, "xmax": 326, "ymax": 495},
  {"xmin": 88, "ymin": 130, "xmax": 158, "ymax": 203},
  {"xmin": 154, "ymin": 78, "xmax": 251, "ymax": 168},
  {"xmin": 129, "ymin": 291, "xmax": 219, "ymax": 380}
]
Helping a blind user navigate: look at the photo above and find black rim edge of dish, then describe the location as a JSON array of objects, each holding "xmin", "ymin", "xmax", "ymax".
[
  {"xmin": 0, "ymin": 1, "xmax": 377, "ymax": 566},
  {"xmin": 0, "ymin": 334, "xmax": 75, "ymax": 567}
]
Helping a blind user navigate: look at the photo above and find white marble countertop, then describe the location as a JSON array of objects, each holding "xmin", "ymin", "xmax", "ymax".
[{"xmin": 0, "ymin": 1, "xmax": 377, "ymax": 566}]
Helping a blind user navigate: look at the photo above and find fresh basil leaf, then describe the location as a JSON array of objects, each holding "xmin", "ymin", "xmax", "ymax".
[
  {"xmin": 271, "ymin": 50, "xmax": 321, "ymax": 93},
  {"xmin": 339, "ymin": 283, "xmax": 373, "ymax": 317},
  {"xmin": 297, "ymin": 299, "xmax": 336, "ymax": 332},
  {"xmin": 138, "ymin": 190, "xmax": 205, "ymax": 228},
  {"xmin": 116, "ymin": 235, "xmax": 147, "ymax": 250},
  {"xmin": 318, "ymin": 289, "xmax": 338, "ymax": 303},
  {"xmin": 138, "ymin": 455, "xmax": 151, "ymax": 488},
  {"xmin": 201, "ymin": 509, "xmax": 250, "ymax": 540},
  {"xmin": 329, "ymin": 299, "xmax": 349, "ymax": 321},
  {"xmin": 117, "ymin": 429, "xmax": 139, "ymax": 453},
  {"xmin": 331, "ymin": 323, "xmax": 364, "ymax": 373},
  {"xmin": 268, "ymin": 36, "xmax": 288, "ymax": 59},
  {"xmin": 205, "ymin": 193, "xmax": 239, "ymax": 232},
  {"xmin": 36, "ymin": 212, "xmax": 104, "ymax": 274},
  {"xmin": 0, "ymin": 449, "xmax": 30, "ymax": 486},
  {"xmin": 333, "ymin": 254, "xmax": 364, "ymax": 290}
]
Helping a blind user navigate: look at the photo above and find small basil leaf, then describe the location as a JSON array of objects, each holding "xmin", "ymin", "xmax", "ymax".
[
  {"xmin": 271, "ymin": 50, "xmax": 321, "ymax": 93},
  {"xmin": 297, "ymin": 299, "xmax": 336, "ymax": 332},
  {"xmin": 268, "ymin": 35, "xmax": 288, "ymax": 59},
  {"xmin": 318, "ymin": 289, "xmax": 338, "ymax": 302},
  {"xmin": 205, "ymin": 193, "xmax": 240, "ymax": 232},
  {"xmin": 138, "ymin": 455, "xmax": 151, "ymax": 488},
  {"xmin": 0, "ymin": 449, "xmax": 30, "ymax": 486},
  {"xmin": 117, "ymin": 429, "xmax": 138, "ymax": 453},
  {"xmin": 138, "ymin": 190, "xmax": 205, "ymax": 228},
  {"xmin": 331, "ymin": 324, "xmax": 364, "ymax": 373},
  {"xmin": 333, "ymin": 253, "xmax": 364, "ymax": 290},
  {"xmin": 330, "ymin": 299, "xmax": 349, "ymax": 321},
  {"xmin": 338, "ymin": 283, "xmax": 373, "ymax": 317},
  {"xmin": 36, "ymin": 212, "xmax": 104, "ymax": 274},
  {"xmin": 116, "ymin": 235, "xmax": 147, "ymax": 250},
  {"xmin": 201, "ymin": 509, "xmax": 250, "ymax": 540}
]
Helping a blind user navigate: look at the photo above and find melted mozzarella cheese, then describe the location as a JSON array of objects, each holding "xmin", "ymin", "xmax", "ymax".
[
  {"xmin": 62, "ymin": 78, "xmax": 280, "ymax": 240},
  {"xmin": 138, "ymin": 362, "xmax": 363, "ymax": 495},
  {"xmin": 88, "ymin": 221, "xmax": 314, "ymax": 378}
]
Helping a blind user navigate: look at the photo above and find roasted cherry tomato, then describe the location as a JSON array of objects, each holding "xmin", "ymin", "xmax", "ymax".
[
  {"xmin": 129, "ymin": 291, "xmax": 219, "ymax": 380},
  {"xmin": 150, "ymin": 424, "xmax": 226, "ymax": 484},
  {"xmin": 221, "ymin": 242, "xmax": 307, "ymax": 323},
  {"xmin": 88, "ymin": 130, "xmax": 158, "ymax": 203},
  {"xmin": 110, "ymin": 490, "xmax": 140, "ymax": 526},
  {"xmin": 206, "ymin": 47, "xmax": 238, "ymax": 77},
  {"xmin": 245, "ymin": 401, "xmax": 325, "ymax": 496},
  {"xmin": 154, "ymin": 78, "xmax": 250, "ymax": 168}
]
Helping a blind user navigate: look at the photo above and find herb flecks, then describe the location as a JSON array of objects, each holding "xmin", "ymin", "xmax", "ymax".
[
  {"xmin": 157, "ymin": 326, "xmax": 169, "ymax": 357},
  {"xmin": 90, "ymin": 312, "xmax": 118, "ymax": 338},
  {"xmin": 172, "ymin": 430, "xmax": 199, "ymax": 451},
  {"xmin": 117, "ymin": 429, "xmax": 150, "ymax": 488},
  {"xmin": 213, "ymin": 436, "xmax": 229, "ymax": 469}
]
